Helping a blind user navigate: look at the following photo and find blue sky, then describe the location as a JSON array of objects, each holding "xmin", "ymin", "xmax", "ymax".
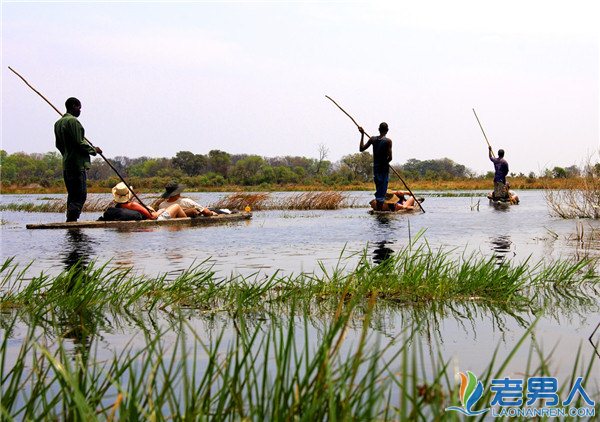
[{"xmin": 2, "ymin": 1, "xmax": 598, "ymax": 174}]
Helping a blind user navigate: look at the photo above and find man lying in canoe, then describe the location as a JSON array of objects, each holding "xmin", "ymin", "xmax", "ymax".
[
  {"xmin": 112, "ymin": 182, "xmax": 187, "ymax": 220},
  {"xmin": 152, "ymin": 181, "xmax": 218, "ymax": 217},
  {"xmin": 369, "ymin": 190, "xmax": 421, "ymax": 212}
]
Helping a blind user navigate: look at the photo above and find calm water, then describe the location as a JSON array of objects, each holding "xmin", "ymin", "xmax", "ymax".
[
  {"xmin": 1, "ymin": 190, "xmax": 597, "ymax": 277},
  {"xmin": 1, "ymin": 190, "xmax": 600, "ymax": 390}
]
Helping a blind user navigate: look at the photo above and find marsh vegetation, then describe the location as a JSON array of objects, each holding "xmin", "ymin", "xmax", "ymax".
[
  {"xmin": 0, "ymin": 191, "xmax": 359, "ymax": 213},
  {"xmin": 1, "ymin": 235, "xmax": 600, "ymax": 419}
]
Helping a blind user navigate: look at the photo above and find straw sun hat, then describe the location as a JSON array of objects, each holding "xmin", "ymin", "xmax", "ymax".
[
  {"xmin": 383, "ymin": 191, "xmax": 400, "ymax": 204},
  {"xmin": 112, "ymin": 182, "xmax": 133, "ymax": 204}
]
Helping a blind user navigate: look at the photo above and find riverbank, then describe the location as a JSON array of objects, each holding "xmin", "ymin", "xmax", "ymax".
[{"xmin": 0, "ymin": 176, "xmax": 584, "ymax": 194}]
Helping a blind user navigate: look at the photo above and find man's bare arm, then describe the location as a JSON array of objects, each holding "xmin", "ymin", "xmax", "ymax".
[{"xmin": 359, "ymin": 127, "xmax": 372, "ymax": 152}]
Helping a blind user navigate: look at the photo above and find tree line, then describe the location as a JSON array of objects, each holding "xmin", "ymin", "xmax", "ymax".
[{"xmin": 0, "ymin": 149, "xmax": 588, "ymax": 189}]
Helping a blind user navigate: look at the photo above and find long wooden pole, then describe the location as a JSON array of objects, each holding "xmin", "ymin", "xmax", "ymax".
[
  {"xmin": 8, "ymin": 66, "xmax": 152, "ymax": 213},
  {"xmin": 326, "ymin": 95, "xmax": 425, "ymax": 213},
  {"xmin": 472, "ymin": 108, "xmax": 495, "ymax": 158}
]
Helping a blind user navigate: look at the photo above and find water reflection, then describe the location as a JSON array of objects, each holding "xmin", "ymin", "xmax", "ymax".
[
  {"xmin": 61, "ymin": 229, "xmax": 96, "ymax": 271},
  {"xmin": 490, "ymin": 235, "xmax": 513, "ymax": 265},
  {"xmin": 371, "ymin": 212, "xmax": 396, "ymax": 264},
  {"xmin": 373, "ymin": 241, "xmax": 395, "ymax": 265}
]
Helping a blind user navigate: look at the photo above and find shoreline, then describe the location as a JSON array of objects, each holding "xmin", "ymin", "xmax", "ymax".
[{"xmin": 0, "ymin": 177, "xmax": 585, "ymax": 195}]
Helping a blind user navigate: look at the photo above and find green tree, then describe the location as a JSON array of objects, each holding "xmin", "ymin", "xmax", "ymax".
[
  {"xmin": 172, "ymin": 151, "xmax": 207, "ymax": 176},
  {"xmin": 129, "ymin": 158, "xmax": 172, "ymax": 177},
  {"xmin": 340, "ymin": 152, "xmax": 372, "ymax": 181},
  {"xmin": 208, "ymin": 150, "xmax": 231, "ymax": 177},
  {"xmin": 552, "ymin": 166, "xmax": 567, "ymax": 178},
  {"xmin": 231, "ymin": 155, "xmax": 267, "ymax": 185}
]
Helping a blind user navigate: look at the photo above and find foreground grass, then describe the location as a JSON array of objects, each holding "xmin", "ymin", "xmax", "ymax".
[
  {"xmin": 1, "ymin": 239, "xmax": 598, "ymax": 318},
  {"xmin": 1, "ymin": 242, "xmax": 599, "ymax": 420},
  {"xmin": 1, "ymin": 302, "xmax": 598, "ymax": 420}
]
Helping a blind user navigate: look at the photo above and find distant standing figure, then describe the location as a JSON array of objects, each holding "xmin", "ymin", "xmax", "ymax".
[
  {"xmin": 489, "ymin": 146, "xmax": 509, "ymax": 200},
  {"xmin": 54, "ymin": 97, "xmax": 102, "ymax": 222},
  {"xmin": 151, "ymin": 181, "xmax": 217, "ymax": 217},
  {"xmin": 359, "ymin": 122, "xmax": 393, "ymax": 210}
]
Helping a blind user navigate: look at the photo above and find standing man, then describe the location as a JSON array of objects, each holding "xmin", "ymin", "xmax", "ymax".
[
  {"xmin": 359, "ymin": 122, "xmax": 392, "ymax": 210},
  {"xmin": 489, "ymin": 146, "xmax": 509, "ymax": 200},
  {"xmin": 55, "ymin": 97, "xmax": 102, "ymax": 222}
]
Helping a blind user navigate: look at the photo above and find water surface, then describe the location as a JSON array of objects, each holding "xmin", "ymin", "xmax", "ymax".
[{"xmin": 2, "ymin": 190, "xmax": 599, "ymax": 389}]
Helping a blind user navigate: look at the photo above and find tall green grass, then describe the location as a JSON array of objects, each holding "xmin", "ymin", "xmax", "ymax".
[
  {"xmin": 2, "ymin": 303, "xmax": 598, "ymax": 420},
  {"xmin": 2, "ymin": 237, "xmax": 598, "ymax": 319},
  {"xmin": 1, "ymin": 239, "xmax": 600, "ymax": 420}
]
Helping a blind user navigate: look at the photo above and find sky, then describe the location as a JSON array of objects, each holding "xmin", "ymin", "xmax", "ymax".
[{"xmin": 1, "ymin": 0, "xmax": 598, "ymax": 175}]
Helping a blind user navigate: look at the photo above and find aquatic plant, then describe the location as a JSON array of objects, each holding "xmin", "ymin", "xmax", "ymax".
[
  {"xmin": 280, "ymin": 191, "xmax": 349, "ymax": 210},
  {"xmin": 210, "ymin": 191, "xmax": 355, "ymax": 211},
  {"xmin": 2, "ymin": 237, "xmax": 598, "ymax": 320},
  {"xmin": 1, "ymin": 303, "xmax": 598, "ymax": 420},
  {"xmin": 210, "ymin": 192, "xmax": 271, "ymax": 210},
  {"xmin": 545, "ymin": 160, "xmax": 600, "ymax": 219}
]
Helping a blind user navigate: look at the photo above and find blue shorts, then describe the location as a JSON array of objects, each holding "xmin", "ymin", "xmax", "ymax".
[{"xmin": 373, "ymin": 172, "xmax": 389, "ymax": 202}]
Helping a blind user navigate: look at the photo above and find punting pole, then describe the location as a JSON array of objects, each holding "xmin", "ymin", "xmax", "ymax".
[
  {"xmin": 8, "ymin": 66, "xmax": 152, "ymax": 213},
  {"xmin": 472, "ymin": 108, "xmax": 495, "ymax": 158},
  {"xmin": 325, "ymin": 95, "xmax": 425, "ymax": 213}
]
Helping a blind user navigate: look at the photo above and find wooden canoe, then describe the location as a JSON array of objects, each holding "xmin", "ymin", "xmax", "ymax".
[
  {"xmin": 487, "ymin": 193, "xmax": 518, "ymax": 208},
  {"xmin": 26, "ymin": 212, "xmax": 252, "ymax": 230},
  {"xmin": 368, "ymin": 208, "xmax": 420, "ymax": 215}
]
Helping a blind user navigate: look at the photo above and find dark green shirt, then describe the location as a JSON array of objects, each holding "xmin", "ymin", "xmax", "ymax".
[{"xmin": 54, "ymin": 113, "xmax": 97, "ymax": 171}]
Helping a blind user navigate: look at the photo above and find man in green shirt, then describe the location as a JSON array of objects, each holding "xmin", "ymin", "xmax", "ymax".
[{"xmin": 54, "ymin": 97, "xmax": 102, "ymax": 222}]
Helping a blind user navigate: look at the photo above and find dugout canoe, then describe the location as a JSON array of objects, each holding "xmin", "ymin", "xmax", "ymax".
[
  {"xmin": 26, "ymin": 212, "xmax": 252, "ymax": 230},
  {"xmin": 368, "ymin": 208, "xmax": 421, "ymax": 215},
  {"xmin": 367, "ymin": 197, "xmax": 425, "ymax": 215},
  {"xmin": 487, "ymin": 193, "xmax": 519, "ymax": 208}
]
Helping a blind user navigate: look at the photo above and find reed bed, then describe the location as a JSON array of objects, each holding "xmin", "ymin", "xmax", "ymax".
[
  {"xmin": 210, "ymin": 191, "xmax": 354, "ymax": 211},
  {"xmin": 210, "ymin": 192, "xmax": 271, "ymax": 211},
  {"xmin": 2, "ymin": 238, "xmax": 598, "ymax": 319},
  {"xmin": 276, "ymin": 191, "xmax": 349, "ymax": 210},
  {"xmin": 0, "ymin": 196, "xmax": 112, "ymax": 213},
  {"xmin": 1, "ymin": 302, "xmax": 598, "ymax": 420},
  {"xmin": 1, "ymin": 191, "xmax": 358, "ymax": 213},
  {"xmin": 545, "ymin": 174, "xmax": 600, "ymax": 219},
  {"xmin": 1, "ymin": 241, "xmax": 599, "ymax": 420}
]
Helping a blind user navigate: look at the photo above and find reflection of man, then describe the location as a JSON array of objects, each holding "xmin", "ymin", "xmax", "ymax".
[
  {"xmin": 62, "ymin": 228, "xmax": 93, "ymax": 271},
  {"xmin": 55, "ymin": 97, "xmax": 102, "ymax": 222},
  {"xmin": 488, "ymin": 146, "xmax": 509, "ymax": 200},
  {"xmin": 373, "ymin": 240, "xmax": 394, "ymax": 265},
  {"xmin": 359, "ymin": 122, "xmax": 393, "ymax": 210}
]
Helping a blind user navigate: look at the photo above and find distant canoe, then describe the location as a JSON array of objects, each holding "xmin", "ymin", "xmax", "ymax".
[{"xmin": 26, "ymin": 212, "xmax": 252, "ymax": 230}]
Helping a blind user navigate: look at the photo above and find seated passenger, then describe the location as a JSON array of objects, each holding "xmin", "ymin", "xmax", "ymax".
[
  {"xmin": 112, "ymin": 182, "xmax": 187, "ymax": 220},
  {"xmin": 370, "ymin": 190, "xmax": 419, "ymax": 211},
  {"xmin": 488, "ymin": 182, "xmax": 519, "ymax": 204},
  {"xmin": 151, "ymin": 181, "xmax": 217, "ymax": 217}
]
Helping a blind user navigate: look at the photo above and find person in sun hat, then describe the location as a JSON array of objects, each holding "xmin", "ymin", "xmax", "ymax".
[
  {"xmin": 151, "ymin": 181, "xmax": 217, "ymax": 217},
  {"xmin": 359, "ymin": 122, "xmax": 393, "ymax": 211},
  {"xmin": 369, "ymin": 189, "xmax": 423, "ymax": 212},
  {"xmin": 112, "ymin": 182, "xmax": 187, "ymax": 220},
  {"xmin": 54, "ymin": 97, "xmax": 102, "ymax": 222}
]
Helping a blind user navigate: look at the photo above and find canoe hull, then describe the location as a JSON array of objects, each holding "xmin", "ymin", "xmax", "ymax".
[
  {"xmin": 368, "ymin": 209, "xmax": 419, "ymax": 215},
  {"xmin": 26, "ymin": 212, "xmax": 252, "ymax": 230}
]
